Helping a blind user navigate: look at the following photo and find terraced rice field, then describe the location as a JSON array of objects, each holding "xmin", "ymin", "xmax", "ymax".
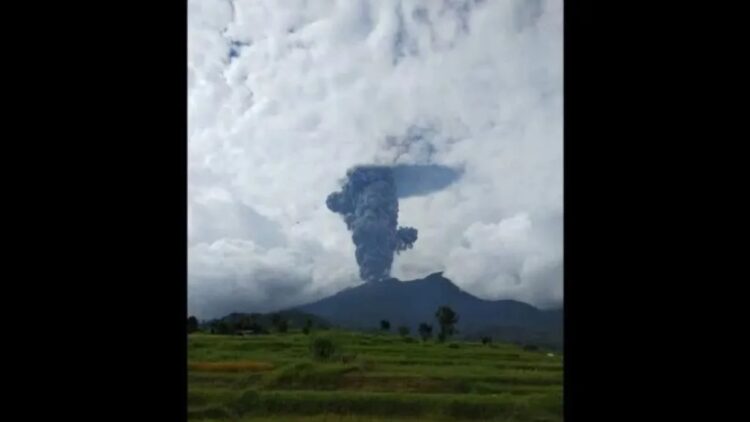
[{"xmin": 188, "ymin": 331, "xmax": 563, "ymax": 421}]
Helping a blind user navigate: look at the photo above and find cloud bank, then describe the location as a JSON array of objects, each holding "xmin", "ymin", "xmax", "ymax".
[{"xmin": 188, "ymin": 0, "xmax": 563, "ymax": 319}]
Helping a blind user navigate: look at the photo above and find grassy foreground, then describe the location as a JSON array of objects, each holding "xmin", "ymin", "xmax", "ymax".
[{"xmin": 188, "ymin": 331, "xmax": 563, "ymax": 421}]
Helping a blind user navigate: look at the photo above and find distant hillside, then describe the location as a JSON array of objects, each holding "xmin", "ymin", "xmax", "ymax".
[{"xmin": 292, "ymin": 272, "xmax": 562, "ymax": 348}]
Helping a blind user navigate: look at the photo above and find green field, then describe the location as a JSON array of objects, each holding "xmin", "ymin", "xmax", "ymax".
[{"xmin": 188, "ymin": 331, "xmax": 563, "ymax": 421}]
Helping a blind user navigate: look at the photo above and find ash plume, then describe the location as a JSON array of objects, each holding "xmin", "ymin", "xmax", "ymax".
[{"xmin": 326, "ymin": 165, "xmax": 418, "ymax": 282}]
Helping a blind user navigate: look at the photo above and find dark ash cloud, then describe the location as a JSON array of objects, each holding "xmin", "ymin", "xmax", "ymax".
[{"xmin": 326, "ymin": 164, "xmax": 460, "ymax": 282}]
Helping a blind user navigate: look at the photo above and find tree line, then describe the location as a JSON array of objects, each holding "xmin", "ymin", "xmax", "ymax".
[
  {"xmin": 378, "ymin": 305, "xmax": 459, "ymax": 342},
  {"xmin": 187, "ymin": 313, "xmax": 318, "ymax": 335},
  {"xmin": 187, "ymin": 305, "xmax": 465, "ymax": 343}
]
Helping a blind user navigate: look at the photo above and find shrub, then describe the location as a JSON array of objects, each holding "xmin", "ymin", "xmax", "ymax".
[
  {"xmin": 309, "ymin": 336, "xmax": 338, "ymax": 361},
  {"xmin": 448, "ymin": 343, "xmax": 460, "ymax": 349},
  {"xmin": 398, "ymin": 326, "xmax": 410, "ymax": 337},
  {"xmin": 481, "ymin": 336, "xmax": 492, "ymax": 345},
  {"xmin": 523, "ymin": 344, "xmax": 540, "ymax": 351}
]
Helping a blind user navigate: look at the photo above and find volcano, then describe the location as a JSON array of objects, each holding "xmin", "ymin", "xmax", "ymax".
[{"xmin": 292, "ymin": 272, "xmax": 562, "ymax": 348}]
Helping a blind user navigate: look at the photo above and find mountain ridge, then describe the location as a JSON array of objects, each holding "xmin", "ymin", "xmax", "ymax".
[{"xmin": 291, "ymin": 272, "xmax": 562, "ymax": 348}]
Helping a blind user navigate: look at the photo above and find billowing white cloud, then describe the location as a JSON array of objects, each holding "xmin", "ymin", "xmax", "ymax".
[
  {"xmin": 188, "ymin": 0, "xmax": 563, "ymax": 319},
  {"xmin": 443, "ymin": 212, "xmax": 563, "ymax": 308}
]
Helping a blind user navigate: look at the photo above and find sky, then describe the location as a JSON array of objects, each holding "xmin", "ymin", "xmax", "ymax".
[{"xmin": 188, "ymin": 0, "xmax": 563, "ymax": 320}]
